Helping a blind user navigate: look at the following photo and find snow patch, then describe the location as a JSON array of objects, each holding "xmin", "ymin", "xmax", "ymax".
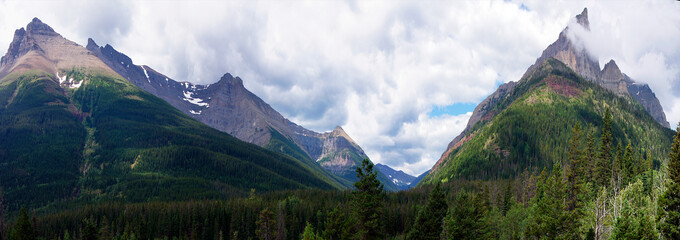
[
  {"xmin": 189, "ymin": 110, "xmax": 202, "ymax": 115},
  {"xmin": 56, "ymin": 72, "xmax": 67, "ymax": 84},
  {"xmin": 142, "ymin": 66, "xmax": 150, "ymax": 83},
  {"xmin": 70, "ymin": 80, "xmax": 83, "ymax": 89},
  {"xmin": 182, "ymin": 91, "xmax": 209, "ymax": 107}
]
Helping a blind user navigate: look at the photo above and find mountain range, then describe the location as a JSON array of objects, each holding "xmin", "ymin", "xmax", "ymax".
[
  {"xmin": 85, "ymin": 39, "xmax": 401, "ymax": 191},
  {"xmin": 0, "ymin": 18, "xmax": 363, "ymax": 211}
]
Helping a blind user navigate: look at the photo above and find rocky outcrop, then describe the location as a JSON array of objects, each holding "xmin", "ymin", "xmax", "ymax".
[{"xmin": 0, "ymin": 18, "xmax": 117, "ymax": 81}]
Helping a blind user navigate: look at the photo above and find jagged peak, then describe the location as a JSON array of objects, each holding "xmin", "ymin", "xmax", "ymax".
[
  {"xmin": 217, "ymin": 73, "xmax": 243, "ymax": 87},
  {"xmin": 600, "ymin": 59, "xmax": 624, "ymax": 82},
  {"xmin": 86, "ymin": 38, "xmax": 99, "ymax": 50},
  {"xmin": 575, "ymin": 8, "xmax": 590, "ymax": 30},
  {"xmin": 26, "ymin": 17, "xmax": 58, "ymax": 36}
]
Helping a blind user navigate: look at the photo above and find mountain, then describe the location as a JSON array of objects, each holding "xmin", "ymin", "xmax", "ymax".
[
  {"xmin": 420, "ymin": 9, "xmax": 675, "ymax": 185},
  {"xmin": 86, "ymin": 40, "xmax": 401, "ymax": 191},
  {"xmin": 0, "ymin": 18, "xmax": 343, "ymax": 211},
  {"xmin": 409, "ymin": 170, "xmax": 429, "ymax": 188},
  {"xmin": 375, "ymin": 163, "xmax": 416, "ymax": 190}
]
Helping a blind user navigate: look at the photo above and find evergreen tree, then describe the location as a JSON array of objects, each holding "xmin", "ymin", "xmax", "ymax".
[
  {"xmin": 81, "ymin": 218, "xmax": 99, "ymax": 240},
  {"xmin": 406, "ymin": 183, "xmax": 447, "ymax": 240},
  {"xmin": 441, "ymin": 191, "xmax": 490, "ymax": 240},
  {"xmin": 14, "ymin": 207, "xmax": 35, "ymax": 240},
  {"xmin": 659, "ymin": 123, "xmax": 680, "ymax": 239},
  {"xmin": 611, "ymin": 180, "xmax": 658, "ymax": 239},
  {"xmin": 584, "ymin": 128, "xmax": 596, "ymax": 183},
  {"xmin": 565, "ymin": 123, "xmax": 585, "ymax": 239},
  {"xmin": 323, "ymin": 205, "xmax": 352, "ymax": 240},
  {"xmin": 526, "ymin": 165, "xmax": 568, "ymax": 239},
  {"xmin": 256, "ymin": 208, "xmax": 278, "ymax": 240},
  {"xmin": 501, "ymin": 183, "xmax": 513, "ymax": 216},
  {"xmin": 622, "ymin": 143, "xmax": 634, "ymax": 185},
  {"xmin": 351, "ymin": 159, "xmax": 384, "ymax": 240},
  {"xmin": 612, "ymin": 143, "xmax": 623, "ymax": 187},
  {"xmin": 595, "ymin": 108, "xmax": 613, "ymax": 187},
  {"xmin": 301, "ymin": 222, "xmax": 323, "ymax": 240}
]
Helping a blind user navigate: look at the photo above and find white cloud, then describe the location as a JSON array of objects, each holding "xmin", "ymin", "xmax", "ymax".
[{"xmin": 1, "ymin": 0, "xmax": 678, "ymax": 175}]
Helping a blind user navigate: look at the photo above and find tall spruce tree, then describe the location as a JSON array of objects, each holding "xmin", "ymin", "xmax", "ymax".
[
  {"xmin": 526, "ymin": 165, "xmax": 568, "ymax": 239},
  {"xmin": 584, "ymin": 127, "xmax": 596, "ymax": 182},
  {"xmin": 352, "ymin": 159, "xmax": 384, "ymax": 240},
  {"xmin": 596, "ymin": 108, "xmax": 613, "ymax": 187},
  {"xmin": 565, "ymin": 123, "xmax": 585, "ymax": 238},
  {"xmin": 256, "ymin": 208, "xmax": 277, "ymax": 240},
  {"xmin": 13, "ymin": 207, "xmax": 35, "ymax": 240},
  {"xmin": 441, "ymin": 191, "xmax": 490, "ymax": 240},
  {"xmin": 612, "ymin": 143, "xmax": 623, "ymax": 187},
  {"xmin": 407, "ymin": 183, "xmax": 447, "ymax": 240},
  {"xmin": 622, "ymin": 144, "xmax": 634, "ymax": 185},
  {"xmin": 659, "ymin": 123, "xmax": 680, "ymax": 239}
]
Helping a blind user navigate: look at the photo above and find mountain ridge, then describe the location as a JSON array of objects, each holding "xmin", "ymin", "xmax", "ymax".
[{"xmin": 86, "ymin": 38, "xmax": 401, "ymax": 191}]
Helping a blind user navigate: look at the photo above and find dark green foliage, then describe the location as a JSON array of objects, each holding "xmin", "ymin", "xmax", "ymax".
[
  {"xmin": 323, "ymin": 205, "xmax": 353, "ymax": 240},
  {"xmin": 596, "ymin": 108, "xmax": 613, "ymax": 187},
  {"xmin": 256, "ymin": 208, "xmax": 277, "ymax": 240},
  {"xmin": 0, "ymin": 71, "xmax": 343, "ymax": 212},
  {"xmin": 611, "ymin": 180, "xmax": 658, "ymax": 240},
  {"xmin": 612, "ymin": 142, "xmax": 623, "ymax": 186},
  {"xmin": 584, "ymin": 127, "xmax": 596, "ymax": 182},
  {"xmin": 526, "ymin": 165, "xmax": 568, "ymax": 239},
  {"xmin": 81, "ymin": 218, "xmax": 98, "ymax": 240},
  {"xmin": 659, "ymin": 124, "xmax": 680, "ymax": 239},
  {"xmin": 565, "ymin": 123, "xmax": 585, "ymax": 239},
  {"xmin": 441, "ymin": 191, "xmax": 490, "ymax": 240},
  {"xmin": 622, "ymin": 144, "xmax": 635, "ymax": 185},
  {"xmin": 406, "ymin": 183, "xmax": 447, "ymax": 240},
  {"xmin": 351, "ymin": 159, "xmax": 384, "ymax": 240},
  {"xmin": 422, "ymin": 59, "xmax": 673, "ymax": 185},
  {"xmin": 300, "ymin": 222, "xmax": 322, "ymax": 240},
  {"xmin": 12, "ymin": 207, "xmax": 34, "ymax": 240}
]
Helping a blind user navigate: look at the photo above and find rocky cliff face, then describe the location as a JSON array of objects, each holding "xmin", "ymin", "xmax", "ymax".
[{"xmin": 87, "ymin": 41, "xmax": 399, "ymax": 190}]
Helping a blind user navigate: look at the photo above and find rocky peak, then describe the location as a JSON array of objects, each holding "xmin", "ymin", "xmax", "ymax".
[
  {"xmin": 86, "ymin": 38, "xmax": 99, "ymax": 50},
  {"xmin": 600, "ymin": 59, "xmax": 624, "ymax": 83},
  {"xmin": 329, "ymin": 126, "xmax": 359, "ymax": 146},
  {"xmin": 575, "ymin": 8, "xmax": 590, "ymax": 30},
  {"xmin": 216, "ymin": 73, "xmax": 244, "ymax": 87},
  {"xmin": 26, "ymin": 17, "xmax": 58, "ymax": 36}
]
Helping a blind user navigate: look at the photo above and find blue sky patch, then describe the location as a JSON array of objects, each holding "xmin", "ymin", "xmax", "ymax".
[{"xmin": 429, "ymin": 102, "xmax": 477, "ymax": 117}]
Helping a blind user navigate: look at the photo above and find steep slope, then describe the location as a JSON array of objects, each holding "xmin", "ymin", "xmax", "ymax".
[
  {"xmin": 86, "ymin": 40, "xmax": 400, "ymax": 191},
  {"xmin": 375, "ymin": 163, "xmax": 416, "ymax": 190},
  {"xmin": 422, "ymin": 9, "xmax": 674, "ymax": 185},
  {"xmin": 0, "ymin": 18, "xmax": 341, "ymax": 211}
]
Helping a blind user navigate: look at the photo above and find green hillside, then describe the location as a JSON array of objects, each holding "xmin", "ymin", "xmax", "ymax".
[
  {"xmin": 422, "ymin": 58, "xmax": 675, "ymax": 184},
  {"xmin": 0, "ymin": 70, "xmax": 342, "ymax": 212}
]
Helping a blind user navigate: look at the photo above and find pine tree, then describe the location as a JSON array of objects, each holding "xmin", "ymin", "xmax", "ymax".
[
  {"xmin": 612, "ymin": 142, "xmax": 623, "ymax": 187},
  {"xmin": 584, "ymin": 128, "xmax": 596, "ymax": 182},
  {"xmin": 611, "ymin": 180, "xmax": 659, "ymax": 239},
  {"xmin": 441, "ymin": 191, "xmax": 489, "ymax": 240},
  {"xmin": 406, "ymin": 183, "xmax": 447, "ymax": 240},
  {"xmin": 81, "ymin": 218, "xmax": 98, "ymax": 240},
  {"xmin": 526, "ymin": 165, "xmax": 568, "ymax": 239},
  {"xmin": 595, "ymin": 108, "xmax": 613, "ymax": 187},
  {"xmin": 565, "ymin": 123, "xmax": 585, "ymax": 238},
  {"xmin": 323, "ymin": 205, "xmax": 351, "ymax": 240},
  {"xmin": 14, "ymin": 207, "xmax": 35, "ymax": 240},
  {"xmin": 622, "ymin": 143, "xmax": 634, "ymax": 185},
  {"xmin": 301, "ymin": 222, "xmax": 322, "ymax": 240},
  {"xmin": 659, "ymin": 123, "xmax": 680, "ymax": 239},
  {"xmin": 256, "ymin": 208, "xmax": 277, "ymax": 240},
  {"xmin": 351, "ymin": 159, "xmax": 384, "ymax": 240}
]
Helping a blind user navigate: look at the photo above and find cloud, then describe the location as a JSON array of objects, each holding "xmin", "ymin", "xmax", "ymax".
[{"xmin": 1, "ymin": 0, "xmax": 678, "ymax": 175}]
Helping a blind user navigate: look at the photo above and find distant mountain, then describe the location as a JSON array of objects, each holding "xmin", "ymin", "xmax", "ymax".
[
  {"xmin": 409, "ymin": 170, "xmax": 429, "ymax": 188},
  {"xmin": 375, "ymin": 163, "xmax": 416, "ymax": 190},
  {"xmin": 87, "ymin": 40, "xmax": 400, "ymax": 191},
  {"xmin": 0, "ymin": 18, "xmax": 341, "ymax": 212},
  {"xmin": 420, "ymin": 9, "xmax": 675, "ymax": 185}
]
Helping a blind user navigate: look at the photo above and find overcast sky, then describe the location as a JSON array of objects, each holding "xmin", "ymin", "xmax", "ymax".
[{"xmin": 1, "ymin": 0, "xmax": 679, "ymax": 176}]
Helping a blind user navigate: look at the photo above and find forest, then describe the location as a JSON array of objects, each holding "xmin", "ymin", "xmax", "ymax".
[{"xmin": 1, "ymin": 110, "xmax": 680, "ymax": 240}]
